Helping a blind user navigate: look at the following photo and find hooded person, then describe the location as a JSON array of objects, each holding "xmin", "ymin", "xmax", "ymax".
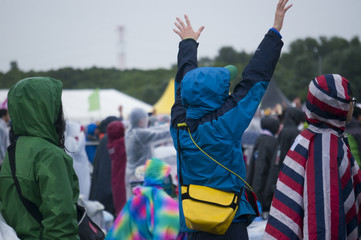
[
  {"xmin": 105, "ymin": 158, "xmax": 182, "ymax": 240},
  {"xmin": 65, "ymin": 120, "xmax": 92, "ymax": 200},
  {"xmin": 125, "ymin": 108, "xmax": 171, "ymax": 199},
  {"xmin": 98, "ymin": 116, "xmax": 118, "ymax": 139},
  {"xmin": 264, "ymin": 74, "xmax": 361, "ymax": 239},
  {"xmin": 85, "ymin": 123, "xmax": 99, "ymax": 163},
  {"xmin": 89, "ymin": 116, "xmax": 118, "ymax": 215},
  {"xmin": 106, "ymin": 121, "xmax": 127, "ymax": 216},
  {"xmin": 170, "ymin": 1, "xmax": 292, "ymax": 238},
  {"xmin": 263, "ymin": 106, "xmax": 305, "ymax": 207},
  {"xmin": 0, "ymin": 77, "xmax": 80, "ymax": 239},
  {"xmin": 276, "ymin": 106, "xmax": 305, "ymax": 166},
  {"xmin": 246, "ymin": 116, "xmax": 280, "ymax": 216}
]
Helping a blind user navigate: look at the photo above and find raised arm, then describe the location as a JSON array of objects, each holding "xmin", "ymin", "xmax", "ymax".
[
  {"xmin": 173, "ymin": 15, "xmax": 204, "ymax": 87},
  {"xmin": 171, "ymin": 15, "xmax": 204, "ymax": 127},
  {"xmin": 216, "ymin": 0, "xmax": 293, "ymax": 138}
]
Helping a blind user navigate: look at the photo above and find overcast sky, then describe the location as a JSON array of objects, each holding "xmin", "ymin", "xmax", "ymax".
[{"xmin": 1, "ymin": 0, "xmax": 360, "ymax": 72}]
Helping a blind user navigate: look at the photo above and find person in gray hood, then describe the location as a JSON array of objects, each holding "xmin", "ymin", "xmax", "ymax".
[{"xmin": 125, "ymin": 108, "xmax": 171, "ymax": 199}]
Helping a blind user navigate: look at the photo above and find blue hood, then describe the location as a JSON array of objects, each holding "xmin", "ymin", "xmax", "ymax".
[{"xmin": 181, "ymin": 67, "xmax": 230, "ymax": 119}]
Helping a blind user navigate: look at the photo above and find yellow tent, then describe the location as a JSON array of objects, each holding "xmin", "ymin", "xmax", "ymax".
[{"xmin": 153, "ymin": 79, "xmax": 174, "ymax": 115}]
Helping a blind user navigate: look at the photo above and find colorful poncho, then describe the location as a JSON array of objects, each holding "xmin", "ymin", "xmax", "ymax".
[
  {"xmin": 105, "ymin": 158, "xmax": 181, "ymax": 240},
  {"xmin": 264, "ymin": 74, "xmax": 361, "ymax": 239}
]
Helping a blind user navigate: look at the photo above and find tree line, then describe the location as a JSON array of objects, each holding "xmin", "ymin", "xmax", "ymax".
[{"xmin": 1, "ymin": 35, "xmax": 360, "ymax": 105}]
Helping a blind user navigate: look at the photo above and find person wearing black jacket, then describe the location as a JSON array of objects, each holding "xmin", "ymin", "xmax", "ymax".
[
  {"xmin": 277, "ymin": 107, "xmax": 305, "ymax": 166},
  {"xmin": 263, "ymin": 106, "xmax": 305, "ymax": 215},
  {"xmin": 246, "ymin": 116, "xmax": 280, "ymax": 217},
  {"xmin": 89, "ymin": 116, "xmax": 118, "ymax": 216}
]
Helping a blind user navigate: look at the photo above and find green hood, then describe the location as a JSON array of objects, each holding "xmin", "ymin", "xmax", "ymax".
[{"xmin": 8, "ymin": 77, "xmax": 62, "ymax": 145}]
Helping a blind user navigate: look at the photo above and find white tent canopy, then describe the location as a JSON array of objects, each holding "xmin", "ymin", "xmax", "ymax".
[{"xmin": 0, "ymin": 89, "xmax": 152, "ymax": 125}]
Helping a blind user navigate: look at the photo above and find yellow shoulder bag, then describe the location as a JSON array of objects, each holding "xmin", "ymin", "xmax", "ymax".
[{"xmin": 176, "ymin": 123, "xmax": 258, "ymax": 235}]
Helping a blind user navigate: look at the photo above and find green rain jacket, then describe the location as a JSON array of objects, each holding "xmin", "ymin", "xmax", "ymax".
[{"xmin": 0, "ymin": 77, "xmax": 80, "ymax": 240}]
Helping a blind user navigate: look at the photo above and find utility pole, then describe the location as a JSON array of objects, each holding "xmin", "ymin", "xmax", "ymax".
[{"xmin": 117, "ymin": 25, "xmax": 126, "ymax": 70}]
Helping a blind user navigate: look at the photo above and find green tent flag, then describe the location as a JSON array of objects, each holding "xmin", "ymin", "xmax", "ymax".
[{"xmin": 88, "ymin": 88, "xmax": 100, "ymax": 111}]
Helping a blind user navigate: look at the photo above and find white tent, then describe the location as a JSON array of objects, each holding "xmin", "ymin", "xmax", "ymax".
[
  {"xmin": 0, "ymin": 89, "xmax": 152, "ymax": 125},
  {"xmin": 0, "ymin": 90, "xmax": 9, "ymax": 109}
]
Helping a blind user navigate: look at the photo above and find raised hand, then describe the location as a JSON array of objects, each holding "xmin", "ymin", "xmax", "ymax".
[
  {"xmin": 173, "ymin": 15, "xmax": 205, "ymax": 41},
  {"xmin": 273, "ymin": 0, "xmax": 293, "ymax": 32}
]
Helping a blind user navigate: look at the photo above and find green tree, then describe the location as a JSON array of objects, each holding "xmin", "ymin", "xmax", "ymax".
[{"xmin": 1, "ymin": 36, "xmax": 360, "ymax": 105}]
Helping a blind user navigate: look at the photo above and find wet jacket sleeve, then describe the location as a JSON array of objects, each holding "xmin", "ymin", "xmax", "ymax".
[
  {"xmin": 214, "ymin": 30, "xmax": 283, "ymax": 139},
  {"xmin": 36, "ymin": 151, "xmax": 80, "ymax": 240},
  {"xmin": 171, "ymin": 39, "xmax": 198, "ymax": 127},
  {"xmin": 136, "ymin": 127, "xmax": 171, "ymax": 145}
]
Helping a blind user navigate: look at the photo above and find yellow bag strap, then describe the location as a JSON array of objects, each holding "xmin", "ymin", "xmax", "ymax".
[{"xmin": 177, "ymin": 123, "xmax": 253, "ymax": 191}]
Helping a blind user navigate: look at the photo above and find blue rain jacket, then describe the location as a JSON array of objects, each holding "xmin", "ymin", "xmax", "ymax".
[{"xmin": 170, "ymin": 29, "xmax": 283, "ymax": 233}]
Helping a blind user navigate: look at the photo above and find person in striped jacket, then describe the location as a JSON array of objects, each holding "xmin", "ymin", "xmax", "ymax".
[{"xmin": 264, "ymin": 74, "xmax": 361, "ymax": 239}]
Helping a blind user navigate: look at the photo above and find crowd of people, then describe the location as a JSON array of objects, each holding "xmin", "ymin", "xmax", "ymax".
[
  {"xmin": 0, "ymin": 0, "xmax": 361, "ymax": 239},
  {"xmin": 0, "ymin": 80, "xmax": 175, "ymax": 239},
  {"xmin": 247, "ymin": 101, "xmax": 361, "ymax": 219}
]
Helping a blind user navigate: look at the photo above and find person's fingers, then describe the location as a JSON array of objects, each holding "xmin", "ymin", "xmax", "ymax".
[
  {"xmin": 177, "ymin": 17, "xmax": 186, "ymax": 29},
  {"xmin": 196, "ymin": 26, "xmax": 205, "ymax": 36},
  {"xmin": 281, "ymin": 0, "xmax": 292, "ymax": 13},
  {"xmin": 175, "ymin": 18, "xmax": 182, "ymax": 30},
  {"xmin": 195, "ymin": 26, "xmax": 205, "ymax": 40},
  {"xmin": 184, "ymin": 14, "xmax": 191, "ymax": 28},
  {"xmin": 281, "ymin": 0, "xmax": 288, "ymax": 8},
  {"xmin": 174, "ymin": 22, "xmax": 182, "ymax": 31},
  {"xmin": 173, "ymin": 29, "xmax": 182, "ymax": 37},
  {"xmin": 284, "ymin": 3, "xmax": 293, "ymax": 12}
]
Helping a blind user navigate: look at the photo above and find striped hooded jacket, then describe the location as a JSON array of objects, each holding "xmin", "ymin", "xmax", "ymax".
[{"xmin": 264, "ymin": 74, "xmax": 361, "ymax": 239}]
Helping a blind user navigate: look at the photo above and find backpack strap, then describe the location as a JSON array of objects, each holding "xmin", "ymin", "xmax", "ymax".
[{"xmin": 8, "ymin": 143, "xmax": 43, "ymax": 226}]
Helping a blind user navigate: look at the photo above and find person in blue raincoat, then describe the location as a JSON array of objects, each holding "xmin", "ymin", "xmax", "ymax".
[{"xmin": 170, "ymin": 0, "xmax": 292, "ymax": 239}]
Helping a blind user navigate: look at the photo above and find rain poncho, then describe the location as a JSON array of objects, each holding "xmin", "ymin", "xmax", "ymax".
[
  {"xmin": 65, "ymin": 120, "xmax": 91, "ymax": 199},
  {"xmin": 0, "ymin": 77, "xmax": 79, "ymax": 240},
  {"xmin": 264, "ymin": 74, "xmax": 361, "ymax": 239},
  {"xmin": 125, "ymin": 108, "xmax": 171, "ymax": 199},
  {"xmin": 107, "ymin": 121, "xmax": 127, "ymax": 216},
  {"xmin": 90, "ymin": 116, "xmax": 118, "ymax": 215},
  {"xmin": 105, "ymin": 158, "xmax": 181, "ymax": 240},
  {"xmin": 0, "ymin": 116, "xmax": 10, "ymax": 165},
  {"xmin": 90, "ymin": 136, "xmax": 115, "ymax": 214}
]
